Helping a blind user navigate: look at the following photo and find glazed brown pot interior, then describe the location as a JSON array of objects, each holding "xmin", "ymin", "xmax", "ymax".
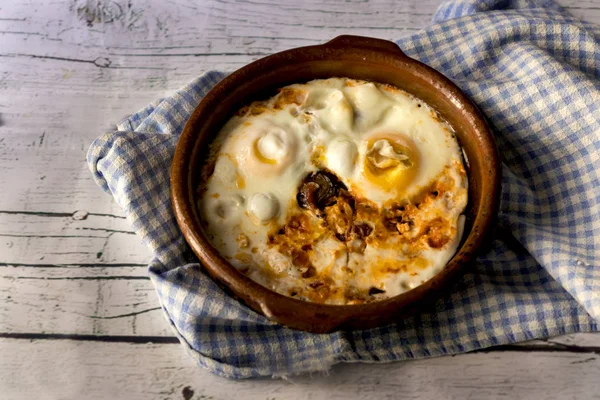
[{"xmin": 171, "ymin": 35, "xmax": 501, "ymax": 333}]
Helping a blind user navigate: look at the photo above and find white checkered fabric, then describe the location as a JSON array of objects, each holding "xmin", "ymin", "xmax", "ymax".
[{"xmin": 88, "ymin": 0, "xmax": 600, "ymax": 379}]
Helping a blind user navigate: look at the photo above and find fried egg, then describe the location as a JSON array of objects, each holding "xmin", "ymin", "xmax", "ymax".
[{"xmin": 199, "ymin": 78, "xmax": 468, "ymax": 305}]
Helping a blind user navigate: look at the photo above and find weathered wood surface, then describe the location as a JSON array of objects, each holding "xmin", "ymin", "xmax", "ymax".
[
  {"xmin": 2, "ymin": 0, "xmax": 600, "ymax": 398},
  {"xmin": 2, "ymin": 338, "xmax": 600, "ymax": 400}
]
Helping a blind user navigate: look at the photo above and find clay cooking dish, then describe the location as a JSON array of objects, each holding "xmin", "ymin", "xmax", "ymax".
[{"xmin": 171, "ymin": 35, "xmax": 501, "ymax": 333}]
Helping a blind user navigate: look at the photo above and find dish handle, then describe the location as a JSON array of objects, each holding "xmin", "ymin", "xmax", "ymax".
[{"xmin": 324, "ymin": 35, "xmax": 408, "ymax": 58}]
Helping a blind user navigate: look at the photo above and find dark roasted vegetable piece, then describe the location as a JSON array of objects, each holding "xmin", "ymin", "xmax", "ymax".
[
  {"xmin": 296, "ymin": 170, "xmax": 348, "ymax": 210},
  {"xmin": 352, "ymin": 222, "xmax": 373, "ymax": 238},
  {"xmin": 368, "ymin": 287, "xmax": 386, "ymax": 295}
]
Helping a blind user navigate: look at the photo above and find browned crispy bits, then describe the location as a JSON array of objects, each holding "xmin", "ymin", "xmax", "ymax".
[
  {"xmin": 301, "ymin": 265, "xmax": 317, "ymax": 279},
  {"xmin": 423, "ymin": 217, "xmax": 450, "ymax": 249},
  {"xmin": 273, "ymin": 88, "xmax": 307, "ymax": 109},
  {"xmin": 352, "ymin": 222, "xmax": 373, "ymax": 238},
  {"xmin": 325, "ymin": 191, "xmax": 355, "ymax": 240}
]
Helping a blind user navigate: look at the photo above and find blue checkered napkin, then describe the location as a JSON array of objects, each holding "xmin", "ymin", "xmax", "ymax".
[{"xmin": 87, "ymin": 0, "xmax": 600, "ymax": 379}]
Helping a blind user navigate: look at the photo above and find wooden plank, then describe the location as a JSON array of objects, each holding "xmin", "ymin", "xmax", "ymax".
[
  {"xmin": 541, "ymin": 333, "xmax": 600, "ymax": 349},
  {"xmin": 0, "ymin": 212, "xmax": 153, "ymax": 265},
  {"xmin": 561, "ymin": 0, "xmax": 600, "ymax": 18},
  {"xmin": 0, "ymin": 232, "xmax": 151, "ymax": 265},
  {"xmin": 0, "ymin": 266, "xmax": 171, "ymax": 337},
  {"xmin": 0, "ymin": 90, "xmax": 161, "ymax": 216},
  {"xmin": 0, "ymin": 264, "xmax": 147, "ymax": 279},
  {"xmin": 0, "ymin": 212, "xmax": 131, "ymax": 237},
  {"xmin": 1, "ymin": 338, "xmax": 600, "ymax": 400}
]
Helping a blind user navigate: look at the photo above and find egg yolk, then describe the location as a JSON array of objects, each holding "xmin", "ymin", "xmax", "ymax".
[{"xmin": 364, "ymin": 134, "xmax": 420, "ymax": 194}]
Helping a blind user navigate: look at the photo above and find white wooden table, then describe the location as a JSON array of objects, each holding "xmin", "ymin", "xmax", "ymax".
[{"xmin": 2, "ymin": 0, "xmax": 600, "ymax": 398}]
